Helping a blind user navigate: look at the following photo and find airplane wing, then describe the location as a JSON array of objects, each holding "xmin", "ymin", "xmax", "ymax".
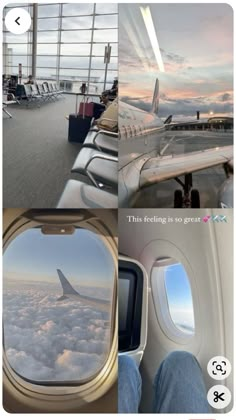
[
  {"xmin": 140, "ymin": 145, "xmax": 233, "ymax": 189},
  {"xmin": 56, "ymin": 269, "xmax": 110, "ymax": 312}
]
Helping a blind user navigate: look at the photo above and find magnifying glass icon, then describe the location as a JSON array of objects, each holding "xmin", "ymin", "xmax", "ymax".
[{"xmin": 216, "ymin": 364, "xmax": 223, "ymax": 372}]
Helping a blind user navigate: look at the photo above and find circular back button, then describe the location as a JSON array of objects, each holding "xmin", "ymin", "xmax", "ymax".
[{"xmin": 5, "ymin": 8, "xmax": 31, "ymax": 35}]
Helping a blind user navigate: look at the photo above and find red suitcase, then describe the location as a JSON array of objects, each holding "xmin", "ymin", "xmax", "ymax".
[{"xmin": 78, "ymin": 98, "xmax": 94, "ymax": 117}]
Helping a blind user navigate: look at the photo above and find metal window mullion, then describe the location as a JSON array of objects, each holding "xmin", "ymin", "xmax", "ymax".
[
  {"xmin": 32, "ymin": 4, "xmax": 38, "ymax": 78},
  {"xmin": 87, "ymin": 4, "xmax": 96, "ymax": 92},
  {"xmin": 56, "ymin": 3, "xmax": 63, "ymax": 83}
]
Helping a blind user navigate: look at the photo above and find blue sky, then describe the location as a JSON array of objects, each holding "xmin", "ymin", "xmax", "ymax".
[
  {"xmin": 3, "ymin": 228, "xmax": 115, "ymax": 288},
  {"xmin": 165, "ymin": 263, "xmax": 195, "ymax": 330}
]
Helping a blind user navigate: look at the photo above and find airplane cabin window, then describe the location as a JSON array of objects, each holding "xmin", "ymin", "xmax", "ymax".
[
  {"xmin": 3, "ymin": 227, "xmax": 115, "ymax": 384},
  {"xmin": 152, "ymin": 259, "xmax": 195, "ymax": 336}
]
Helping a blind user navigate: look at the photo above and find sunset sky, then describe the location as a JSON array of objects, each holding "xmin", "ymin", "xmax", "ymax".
[
  {"xmin": 3, "ymin": 228, "xmax": 115, "ymax": 288},
  {"xmin": 119, "ymin": 3, "xmax": 233, "ymax": 119}
]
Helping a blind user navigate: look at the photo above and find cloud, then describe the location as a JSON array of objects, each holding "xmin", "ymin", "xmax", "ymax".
[
  {"xmin": 121, "ymin": 91, "xmax": 233, "ymax": 119},
  {"xmin": 219, "ymin": 92, "xmax": 232, "ymax": 102},
  {"xmin": 161, "ymin": 48, "xmax": 186, "ymax": 65},
  {"xmin": 3, "ymin": 285, "xmax": 111, "ymax": 382}
]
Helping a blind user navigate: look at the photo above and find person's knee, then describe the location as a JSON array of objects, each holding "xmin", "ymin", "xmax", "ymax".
[
  {"xmin": 162, "ymin": 351, "xmax": 201, "ymax": 375},
  {"xmin": 119, "ymin": 354, "xmax": 138, "ymax": 374}
]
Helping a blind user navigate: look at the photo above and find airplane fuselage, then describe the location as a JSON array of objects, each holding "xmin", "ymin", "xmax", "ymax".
[{"xmin": 119, "ymin": 101, "xmax": 165, "ymax": 206}]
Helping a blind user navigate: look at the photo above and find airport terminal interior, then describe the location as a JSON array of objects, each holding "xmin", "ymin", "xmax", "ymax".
[{"xmin": 3, "ymin": 3, "xmax": 118, "ymax": 208}]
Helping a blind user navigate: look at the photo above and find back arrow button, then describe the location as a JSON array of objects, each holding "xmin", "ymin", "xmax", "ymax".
[{"xmin": 15, "ymin": 17, "xmax": 20, "ymax": 25}]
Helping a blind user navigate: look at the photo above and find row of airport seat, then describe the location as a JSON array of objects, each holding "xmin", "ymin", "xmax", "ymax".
[
  {"xmin": 2, "ymin": 93, "xmax": 19, "ymax": 118},
  {"xmin": 57, "ymin": 110, "xmax": 118, "ymax": 208},
  {"xmin": 20, "ymin": 83, "xmax": 64, "ymax": 106}
]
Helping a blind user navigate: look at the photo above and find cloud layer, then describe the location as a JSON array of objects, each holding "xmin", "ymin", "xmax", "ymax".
[{"xmin": 3, "ymin": 284, "xmax": 112, "ymax": 382}]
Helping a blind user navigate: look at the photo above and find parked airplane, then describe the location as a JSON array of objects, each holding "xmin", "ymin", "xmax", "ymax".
[
  {"xmin": 118, "ymin": 79, "xmax": 233, "ymax": 208},
  {"xmin": 57, "ymin": 268, "xmax": 110, "ymax": 312},
  {"xmin": 118, "ymin": 209, "xmax": 233, "ymax": 413}
]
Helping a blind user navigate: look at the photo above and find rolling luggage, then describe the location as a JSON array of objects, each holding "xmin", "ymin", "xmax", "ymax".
[
  {"xmin": 68, "ymin": 114, "xmax": 92, "ymax": 143},
  {"xmin": 78, "ymin": 96, "xmax": 105, "ymax": 119},
  {"xmin": 78, "ymin": 99, "xmax": 94, "ymax": 117}
]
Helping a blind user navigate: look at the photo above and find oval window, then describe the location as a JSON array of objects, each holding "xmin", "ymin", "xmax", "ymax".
[{"xmin": 3, "ymin": 226, "xmax": 115, "ymax": 383}]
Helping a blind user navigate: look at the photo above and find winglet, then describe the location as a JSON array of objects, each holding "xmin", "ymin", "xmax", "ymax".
[
  {"xmin": 164, "ymin": 115, "xmax": 172, "ymax": 125},
  {"xmin": 57, "ymin": 269, "xmax": 79, "ymax": 296},
  {"xmin": 151, "ymin": 78, "xmax": 159, "ymax": 115}
]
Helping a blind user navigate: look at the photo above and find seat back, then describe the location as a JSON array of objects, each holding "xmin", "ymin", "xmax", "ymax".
[
  {"xmin": 49, "ymin": 83, "xmax": 55, "ymax": 93},
  {"xmin": 31, "ymin": 84, "xmax": 39, "ymax": 95},
  {"xmin": 37, "ymin": 83, "xmax": 44, "ymax": 94},
  {"xmin": 42, "ymin": 83, "xmax": 49, "ymax": 93},
  {"xmin": 24, "ymin": 84, "xmax": 33, "ymax": 97}
]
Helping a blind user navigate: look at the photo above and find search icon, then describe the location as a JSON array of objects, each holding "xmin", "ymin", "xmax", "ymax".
[{"xmin": 207, "ymin": 356, "xmax": 231, "ymax": 380}]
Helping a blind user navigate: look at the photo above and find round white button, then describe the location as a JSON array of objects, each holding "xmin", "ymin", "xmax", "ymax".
[
  {"xmin": 5, "ymin": 8, "xmax": 31, "ymax": 35},
  {"xmin": 207, "ymin": 356, "xmax": 231, "ymax": 380},
  {"xmin": 207, "ymin": 385, "xmax": 231, "ymax": 410}
]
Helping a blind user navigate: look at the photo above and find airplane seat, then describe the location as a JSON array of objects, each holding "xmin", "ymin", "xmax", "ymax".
[
  {"xmin": 71, "ymin": 147, "xmax": 118, "ymax": 189},
  {"xmin": 57, "ymin": 179, "xmax": 118, "ymax": 208},
  {"xmin": 118, "ymin": 256, "xmax": 148, "ymax": 366}
]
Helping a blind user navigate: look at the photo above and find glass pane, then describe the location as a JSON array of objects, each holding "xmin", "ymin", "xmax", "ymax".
[
  {"xmin": 3, "ymin": 227, "xmax": 115, "ymax": 383},
  {"xmin": 36, "ymin": 70, "xmax": 57, "ymax": 80},
  {"xmin": 91, "ymin": 57, "xmax": 117, "ymax": 70},
  {"xmin": 95, "ymin": 15, "xmax": 118, "ymax": 29},
  {"xmin": 37, "ymin": 44, "xmax": 58, "ymax": 55},
  {"xmin": 164, "ymin": 262, "xmax": 195, "ymax": 335},
  {"xmin": 37, "ymin": 56, "xmax": 57, "ymax": 68},
  {"xmin": 60, "ymin": 44, "xmax": 91, "ymax": 56},
  {"xmin": 91, "ymin": 57, "xmax": 106, "ymax": 70},
  {"xmin": 62, "ymin": 16, "xmax": 93, "ymax": 30},
  {"xmin": 4, "ymin": 32, "xmax": 30, "ymax": 43},
  {"xmin": 93, "ymin": 29, "xmax": 117, "ymax": 43},
  {"xmin": 95, "ymin": 4, "xmax": 118, "ymax": 14},
  {"xmin": 11, "ymin": 56, "xmax": 31, "ymax": 67},
  {"xmin": 3, "ymin": 5, "xmax": 32, "ymax": 19},
  {"xmin": 61, "ymin": 30, "xmax": 92, "ymax": 43},
  {"xmin": 62, "ymin": 4, "xmax": 94, "ymax": 16},
  {"xmin": 60, "ymin": 56, "xmax": 90, "ymax": 69},
  {"xmin": 38, "ymin": 4, "xmax": 60, "ymax": 18},
  {"xmin": 90, "ymin": 69, "xmax": 107, "ymax": 79},
  {"xmin": 3, "ymin": 43, "xmax": 30, "ymax": 54},
  {"xmin": 59, "ymin": 69, "xmax": 89, "ymax": 79},
  {"xmin": 37, "ymin": 32, "xmax": 59, "ymax": 43},
  {"xmin": 38, "ymin": 18, "xmax": 59, "ymax": 31}
]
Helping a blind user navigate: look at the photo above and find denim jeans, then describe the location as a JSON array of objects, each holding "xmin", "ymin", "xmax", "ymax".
[{"xmin": 118, "ymin": 351, "xmax": 211, "ymax": 413}]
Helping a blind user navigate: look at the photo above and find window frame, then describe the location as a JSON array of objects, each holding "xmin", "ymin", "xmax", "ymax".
[
  {"xmin": 118, "ymin": 255, "xmax": 148, "ymax": 366},
  {"xmin": 3, "ymin": 210, "xmax": 117, "ymax": 407}
]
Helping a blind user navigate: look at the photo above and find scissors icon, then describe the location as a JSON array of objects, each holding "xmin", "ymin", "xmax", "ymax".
[{"xmin": 214, "ymin": 391, "xmax": 225, "ymax": 402}]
